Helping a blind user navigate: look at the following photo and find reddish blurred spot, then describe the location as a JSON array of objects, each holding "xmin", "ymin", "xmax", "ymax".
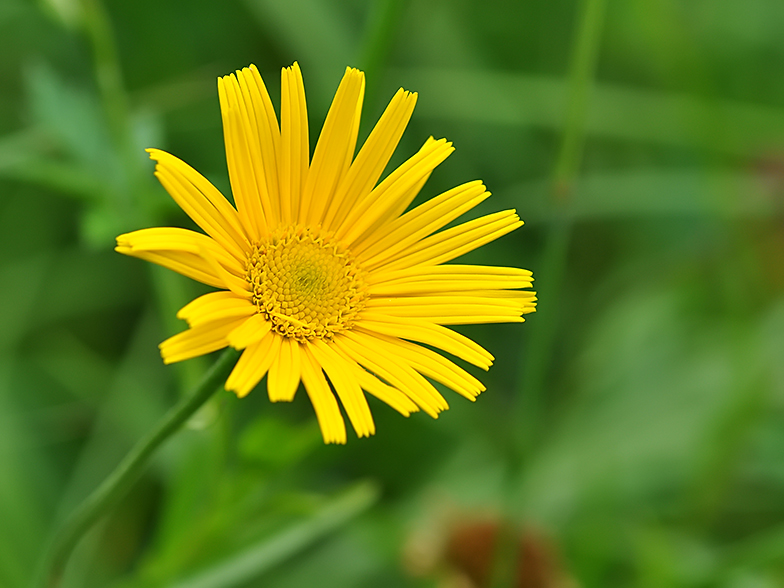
[
  {"xmin": 753, "ymin": 150, "xmax": 784, "ymax": 198},
  {"xmin": 445, "ymin": 521, "xmax": 575, "ymax": 588}
]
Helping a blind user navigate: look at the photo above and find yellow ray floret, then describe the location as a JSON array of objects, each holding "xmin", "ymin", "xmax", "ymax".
[{"xmin": 116, "ymin": 62, "xmax": 535, "ymax": 443}]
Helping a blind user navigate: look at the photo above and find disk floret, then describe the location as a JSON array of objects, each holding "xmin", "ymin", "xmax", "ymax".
[{"xmin": 246, "ymin": 227, "xmax": 366, "ymax": 342}]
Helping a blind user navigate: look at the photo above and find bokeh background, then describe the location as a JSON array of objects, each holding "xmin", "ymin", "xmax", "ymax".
[{"xmin": 2, "ymin": 0, "xmax": 784, "ymax": 586}]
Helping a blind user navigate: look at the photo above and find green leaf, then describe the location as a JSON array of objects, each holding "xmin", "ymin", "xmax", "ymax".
[
  {"xmin": 392, "ymin": 68, "xmax": 784, "ymax": 157},
  {"xmin": 169, "ymin": 481, "xmax": 380, "ymax": 588}
]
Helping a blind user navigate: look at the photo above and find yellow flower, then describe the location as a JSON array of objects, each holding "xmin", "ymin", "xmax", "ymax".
[{"xmin": 116, "ymin": 63, "xmax": 536, "ymax": 443}]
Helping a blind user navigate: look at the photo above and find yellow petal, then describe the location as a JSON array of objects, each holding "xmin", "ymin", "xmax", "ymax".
[
  {"xmin": 354, "ymin": 180, "xmax": 488, "ymax": 262},
  {"xmin": 218, "ymin": 74, "xmax": 272, "ymax": 240},
  {"xmin": 366, "ymin": 265, "xmax": 534, "ymax": 295},
  {"xmin": 322, "ymin": 88, "xmax": 417, "ymax": 231},
  {"xmin": 366, "ymin": 294, "xmax": 530, "ymax": 324},
  {"xmin": 116, "ymin": 227, "xmax": 244, "ymax": 276},
  {"xmin": 225, "ymin": 331, "xmax": 280, "ymax": 397},
  {"xmin": 358, "ymin": 331, "xmax": 485, "ymax": 401},
  {"xmin": 198, "ymin": 245, "xmax": 252, "ymax": 299},
  {"xmin": 147, "ymin": 149, "xmax": 248, "ymax": 259},
  {"xmin": 344, "ymin": 137, "xmax": 438, "ymax": 243},
  {"xmin": 300, "ymin": 67, "xmax": 364, "ymax": 226},
  {"xmin": 177, "ymin": 291, "xmax": 257, "ymax": 327},
  {"xmin": 328, "ymin": 343, "xmax": 419, "ymax": 416},
  {"xmin": 115, "ymin": 247, "xmax": 223, "ymax": 289},
  {"xmin": 267, "ymin": 336, "xmax": 302, "ymax": 402},
  {"xmin": 226, "ymin": 313, "xmax": 272, "ymax": 349},
  {"xmin": 300, "ymin": 345, "xmax": 346, "ymax": 444},
  {"xmin": 335, "ymin": 333, "xmax": 448, "ymax": 418},
  {"xmin": 311, "ymin": 340, "xmax": 375, "ymax": 438},
  {"xmin": 367, "ymin": 210, "xmax": 522, "ymax": 273},
  {"xmin": 279, "ymin": 62, "xmax": 309, "ymax": 224},
  {"xmin": 355, "ymin": 313, "xmax": 494, "ymax": 369},
  {"xmin": 237, "ymin": 65, "xmax": 281, "ymax": 221},
  {"xmin": 336, "ymin": 138, "xmax": 454, "ymax": 245},
  {"xmin": 159, "ymin": 317, "xmax": 247, "ymax": 364}
]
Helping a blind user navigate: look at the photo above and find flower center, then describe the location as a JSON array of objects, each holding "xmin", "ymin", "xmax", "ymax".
[{"xmin": 246, "ymin": 227, "xmax": 366, "ymax": 342}]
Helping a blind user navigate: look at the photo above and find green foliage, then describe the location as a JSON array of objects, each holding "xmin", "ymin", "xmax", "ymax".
[{"xmin": 1, "ymin": 0, "xmax": 783, "ymax": 586}]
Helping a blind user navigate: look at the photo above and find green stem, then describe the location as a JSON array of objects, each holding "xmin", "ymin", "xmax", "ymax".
[
  {"xmin": 514, "ymin": 0, "xmax": 607, "ymax": 458},
  {"xmin": 80, "ymin": 0, "xmax": 201, "ymax": 394},
  {"xmin": 356, "ymin": 0, "xmax": 407, "ymax": 106},
  {"xmin": 169, "ymin": 481, "xmax": 380, "ymax": 588},
  {"xmin": 35, "ymin": 348, "xmax": 240, "ymax": 588},
  {"xmin": 552, "ymin": 0, "xmax": 608, "ymax": 191},
  {"xmin": 79, "ymin": 0, "xmax": 137, "ymax": 177},
  {"xmin": 491, "ymin": 1, "xmax": 607, "ymax": 586}
]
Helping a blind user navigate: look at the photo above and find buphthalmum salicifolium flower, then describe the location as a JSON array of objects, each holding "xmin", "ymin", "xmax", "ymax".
[{"xmin": 116, "ymin": 62, "xmax": 536, "ymax": 444}]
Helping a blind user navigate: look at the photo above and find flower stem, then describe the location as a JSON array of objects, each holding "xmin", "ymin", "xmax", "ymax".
[
  {"xmin": 356, "ymin": 0, "xmax": 406, "ymax": 105},
  {"xmin": 491, "ymin": 0, "xmax": 607, "ymax": 586},
  {"xmin": 35, "ymin": 348, "xmax": 240, "ymax": 588},
  {"xmin": 514, "ymin": 0, "xmax": 608, "ymax": 456}
]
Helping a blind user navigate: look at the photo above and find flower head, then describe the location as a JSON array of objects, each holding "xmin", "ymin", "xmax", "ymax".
[{"xmin": 116, "ymin": 63, "xmax": 536, "ymax": 443}]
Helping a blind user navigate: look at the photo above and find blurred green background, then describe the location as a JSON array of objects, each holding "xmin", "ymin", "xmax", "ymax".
[{"xmin": 2, "ymin": 0, "xmax": 784, "ymax": 586}]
